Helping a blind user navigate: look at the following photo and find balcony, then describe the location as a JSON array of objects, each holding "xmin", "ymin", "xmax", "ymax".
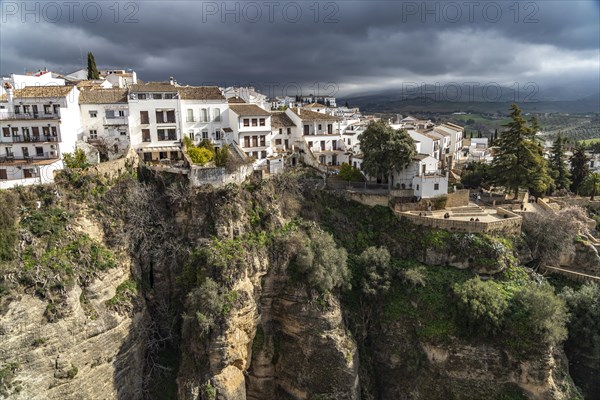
[
  {"xmin": 5, "ymin": 135, "xmax": 59, "ymax": 144},
  {"xmin": 0, "ymin": 152, "xmax": 59, "ymax": 164},
  {"xmin": 103, "ymin": 116, "xmax": 128, "ymax": 125},
  {"xmin": 0, "ymin": 112, "xmax": 60, "ymax": 121}
]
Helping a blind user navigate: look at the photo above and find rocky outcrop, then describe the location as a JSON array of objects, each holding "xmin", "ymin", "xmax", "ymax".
[
  {"xmin": 370, "ymin": 321, "xmax": 579, "ymax": 400},
  {"xmin": 559, "ymin": 240, "xmax": 600, "ymax": 276},
  {"xmin": 0, "ymin": 265, "xmax": 146, "ymax": 400}
]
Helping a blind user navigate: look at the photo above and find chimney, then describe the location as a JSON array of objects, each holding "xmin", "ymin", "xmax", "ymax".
[
  {"xmin": 169, "ymin": 76, "xmax": 174, "ymax": 86},
  {"xmin": 4, "ymin": 83, "xmax": 14, "ymax": 108},
  {"xmin": 297, "ymin": 107, "xmax": 301, "ymax": 115}
]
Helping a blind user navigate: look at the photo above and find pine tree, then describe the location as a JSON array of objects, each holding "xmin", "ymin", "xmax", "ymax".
[
  {"xmin": 87, "ymin": 52, "xmax": 99, "ymax": 80},
  {"xmin": 548, "ymin": 134, "xmax": 571, "ymax": 191},
  {"xmin": 570, "ymin": 145, "xmax": 590, "ymax": 194},
  {"xmin": 491, "ymin": 104, "xmax": 554, "ymax": 199},
  {"xmin": 345, "ymin": 100, "xmax": 350, "ymax": 108}
]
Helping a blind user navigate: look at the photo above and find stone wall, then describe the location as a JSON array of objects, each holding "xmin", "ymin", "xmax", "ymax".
[
  {"xmin": 398, "ymin": 208, "xmax": 522, "ymax": 235},
  {"xmin": 345, "ymin": 191, "xmax": 389, "ymax": 207},
  {"xmin": 445, "ymin": 189, "xmax": 470, "ymax": 207},
  {"xmin": 85, "ymin": 148, "xmax": 139, "ymax": 180},
  {"xmin": 188, "ymin": 164, "xmax": 253, "ymax": 187}
]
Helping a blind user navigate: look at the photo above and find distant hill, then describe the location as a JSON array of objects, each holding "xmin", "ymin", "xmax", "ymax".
[{"xmin": 340, "ymin": 87, "xmax": 600, "ymax": 115}]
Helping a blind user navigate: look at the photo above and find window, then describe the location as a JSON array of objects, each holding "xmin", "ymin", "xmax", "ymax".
[
  {"xmin": 32, "ymin": 105, "xmax": 38, "ymax": 115},
  {"xmin": 166, "ymin": 110, "xmax": 176, "ymax": 123},
  {"xmin": 153, "ymin": 93, "xmax": 163, "ymax": 100},
  {"xmin": 89, "ymin": 110, "xmax": 98, "ymax": 118},
  {"xmin": 155, "ymin": 110, "xmax": 164, "ymax": 123},
  {"xmin": 215, "ymin": 130, "xmax": 221, "ymax": 140},
  {"xmin": 22, "ymin": 147, "xmax": 29, "ymax": 157},
  {"xmin": 44, "ymin": 105, "xmax": 51, "ymax": 114},
  {"xmin": 51, "ymin": 127, "xmax": 57, "ymax": 136},
  {"xmin": 187, "ymin": 109, "xmax": 194, "ymax": 122},
  {"xmin": 260, "ymin": 136, "xmax": 266, "ymax": 146},
  {"xmin": 140, "ymin": 111, "xmax": 149, "ymax": 124},
  {"xmin": 252, "ymin": 119, "xmax": 258, "ymax": 127},
  {"xmin": 105, "ymin": 110, "xmax": 115, "ymax": 118},
  {"xmin": 14, "ymin": 105, "xmax": 20, "ymax": 114},
  {"xmin": 244, "ymin": 136, "xmax": 250, "ymax": 147},
  {"xmin": 32, "ymin": 127, "xmax": 39, "ymax": 137},
  {"xmin": 143, "ymin": 152, "xmax": 152, "ymax": 162},
  {"xmin": 252, "ymin": 136, "xmax": 258, "ymax": 147},
  {"xmin": 320, "ymin": 141, "xmax": 325, "ymax": 151},
  {"xmin": 0, "ymin": 169, "xmax": 6, "ymax": 180},
  {"xmin": 22, "ymin": 127, "xmax": 30, "ymax": 136},
  {"xmin": 117, "ymin": 110, "xmax": 125, "ymax": 117},
  {"xmin": 318, "ymin": 124, "xmax": 322, "ymax": 131},
  {"xmin": 2, "ymin": 128, "xmax": 9, "ymax": 137},
  {"xmin": 284, "ymin": 139, "xmax": 289, "ymax": 149},
  {"xmin": 275, "ymin": 139, "xmax": 282, "ymax": 145},
  {"xmin": 53, "ymin": 104, "xmax": 60, "ymax": 114},
  {"xmin": 279, "ymin": 128, "xmax": 283, "ymax": 135},
  {"xmin": 89, "ymin": 130, "xmax": 98, "ymax": 139},
  {"xmin": 35, "ymin": 147, "xmax": 44, "ymax": 156},
  {"xmin": 243, "ymin": 118, "xmax": 250, "ymax": 127},
  {"xmin": 213, "ymin": 108, "xmax": 221, "ymax": 122},
  {"xmin": 308, "ymin": 141, "xmax": 313, "ymax": 148},
  {"xmin": 202, "ymin": 130, "xmax": 209, "ymax": 140},
  {"xmin": 259, "ymin": 118, "xmax": 265, "ymax": 126},
  {"xmin": 327, "ymin": 124, "xmax": 333, "ymax": 134},
  {"xmin": 23, "ymin": 105, "xmax": 30, "ymax": 114},
  {"xmin": 304, "ymin": 125, "xmax": 310, "ymax": 135},
  {"xmin": 416, "ymin": 184, "xmax": 420, "ymax": 191},
  {"xmin": 120, "ymin": 130, "xmax": 127, "ymax": 136},
  {"xmin": 261, "ymin": 151, "xmax": 267, "ymax": 159},
  {"xmin": 142, "ymin": 129, "xmax": 151, "ymax": 142},
  {"xmin": 164, "ymin": 93, "xmax": 174, "ymax": 99},
  {"xmin": 201, "ymin": 109, "xmax": 208, "ymax": 122},
  {"xmin": 332, "ymin": 141, "xmax": 337, "ymax": 150},
  {"xmin": 434, "ymin": 183, "xmax": 440, "ymax": 191},
  {"xmin": 138, "ymin": 93, "xmax": 147, "ymax": 100},
  {"xmin": 287, "ymin": 128, "xmax": 291, "ymax": 135}
]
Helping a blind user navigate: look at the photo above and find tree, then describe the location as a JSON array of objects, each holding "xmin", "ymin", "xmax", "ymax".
[
  {"xmin": 338, "ymin": 163, "xmax": 363, "ymax": 182},
  {"xmin": 358, "ymin": 246, "xmax": 391, "ymax": 296},
  {"xmin": 453, "ymin": 277, "xmax": 508, "ymax": 336},
  {"xmin": 63, "ymin": 148, "xmax": 89, "ymax": 169},
  {"xmin": 581, "ymin": 172, "xmax": 600, "ymax": 200},
  {"xmin": 345, "ymin": 101, "xmax": 350, "ymax": 108},
  {"xmin": 548, "ymin": 134, "xmax": 571, "ymax": 191},
  {"xmin": 491, "ymin": 104, "xmax": 554, "ymax": 199},
  {"xmin": 214, "ymin": 145, "xmax": 229, "ymax": 167},
  {"xmin": 187, "ymin": 147, "xmax": 214, "ymax": 165},
  {"xmin": 359, "ymin": 120, "xmax": 416, "ymax": 190},
  {"xmin": 570, "ymin": 145, "xmax": 590, "ymax": 194},
  {"xmin": 87, "ymin": 52, "xmax": 99, "ymax": 80},
  {"xmin": 461, "ymin": 161, "xmax": 491, "ymax": 189},
  {"xmin": 561, "ymin": 283, "xmax": 600, "ymax": 361},
  {"xmin": 294, "ymin": 228, "xmax": 350, "ymax": 293}
]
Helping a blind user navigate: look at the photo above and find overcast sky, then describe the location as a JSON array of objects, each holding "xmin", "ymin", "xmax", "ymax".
[{"xmin": 1, "ymin": 0, "xmax": 599, "ymax": 98}]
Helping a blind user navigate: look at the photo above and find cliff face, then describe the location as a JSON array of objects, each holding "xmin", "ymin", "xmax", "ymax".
[{"xmin": 0, "ymin": 174, "xmax": 591, "ymax": 400}]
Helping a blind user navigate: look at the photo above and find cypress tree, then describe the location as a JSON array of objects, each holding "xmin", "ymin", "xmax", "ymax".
[
  {"xmin": 548, "ymin": 134, "xmax": 571, "ymax": 191},
  {"xmin": 87, "ymin": 52, "xmax": 99, "ymax": 80},
  {"xmin": 570, "ymin": 145, "xmax": 590, "ymax": 194}
]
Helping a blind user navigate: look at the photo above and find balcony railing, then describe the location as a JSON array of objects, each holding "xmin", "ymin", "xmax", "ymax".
[
  {"xmin": 103, "ymin": 116, "xmax": 128, "ymax": 125},
  {"xmin": 0, "ymin": 112, "xmax": 60, "ymax": 120},
  {"xmin": 0, "ymin": 152, "xmax": 59, "ymax": 163},
  {"xmin": 3, "ymin": 135, "xmax": 59, "ymax": 143}
]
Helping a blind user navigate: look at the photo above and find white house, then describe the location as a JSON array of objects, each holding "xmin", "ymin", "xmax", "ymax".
[
  {"xmin": 0, "ymin": 85, "xmax": 81, "ymax": 188},
  {"xmin": 285, "ymin": 107, "xmax": 344, "ymax": 167},
  {"xmin": 226, "ymin": 104, "xmax": 273, "ymax": 167},
  {"xmin": 0, "ymin": 70, "xmax": 65, "ymax": 95},
  {"xmin": 178, "ymin": 86, "xmax": 228, "ymax": 147},
  {"xmin": 393, "ymin": 154, "xmax": 448, "ymax": 199},
  {"xmin": 128, "ymin": 82, "xmax": 182, "ymax": 163},
  {"xmin": 79, "ymin": 89, "xmax": 130, "ymax": 161}
]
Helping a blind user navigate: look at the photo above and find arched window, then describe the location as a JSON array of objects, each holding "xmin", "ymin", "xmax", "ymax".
[{"xmin": 201, "ymin": 108, "xmax": 208, "ymax": 122}]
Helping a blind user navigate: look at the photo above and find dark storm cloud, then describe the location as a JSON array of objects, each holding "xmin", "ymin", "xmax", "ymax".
[{"xmin": 1, "ymin": 0, "xmax": 598, "ymax": 97}]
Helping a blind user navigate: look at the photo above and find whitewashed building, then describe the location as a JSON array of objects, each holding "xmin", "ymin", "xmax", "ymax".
[
  {"xmin": 0, "ymin": 85, "xmax": 81, "ymax": 188},
  {"xmin": 128, "ymin": 82, "xmax": 183, "ymax": 163},
  {"xmin": 178, "ymin": 86, "xmax": 228, "ymax": 147},
  {"xmin": 79, "ymin": 89, "xmax": 130, "ymax": 161},
  {"xmin": 392, "ymin": 154, "xmax": 448, "ymax": 198},
  {"xmin": 227, "ymin": 104, "xmax": 273, "ymax": 167}
]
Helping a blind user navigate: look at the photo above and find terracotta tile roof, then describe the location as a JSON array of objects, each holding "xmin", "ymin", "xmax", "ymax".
[
  {"xmin": 130, "ymin": 82, "xmax": 178, "ymax": 93},
  {"xmin": 228, "ymin": 97, "xmax": 246, "ymax": 103},
  {"xmin": 270, "ymin": 112, "xmax": 296, "ymax": 128},
  {"xmin": 305, "ymin": 102, "xmax": 327, "ymax": 108},
  {"xmin": 289, "ymin": 108, "xmax": 340, "ymax": 122},
  {"xmin": 178, "ymin": 86, "xmax": 224, "ymax": 100},
  {"xmin": 79, "ymin": 88, "xmax": 128, "ymax": 104},
  {"xmin": 0, "ymin": 85, "xmax": 74, "ymax": 101},
  {"xmin": 76, "ymin": 80, "xmax": 105, "ymax": 89},
  {"xmin": 228, "ymin": 104, "xmax": 271, "ymax": 116}
]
